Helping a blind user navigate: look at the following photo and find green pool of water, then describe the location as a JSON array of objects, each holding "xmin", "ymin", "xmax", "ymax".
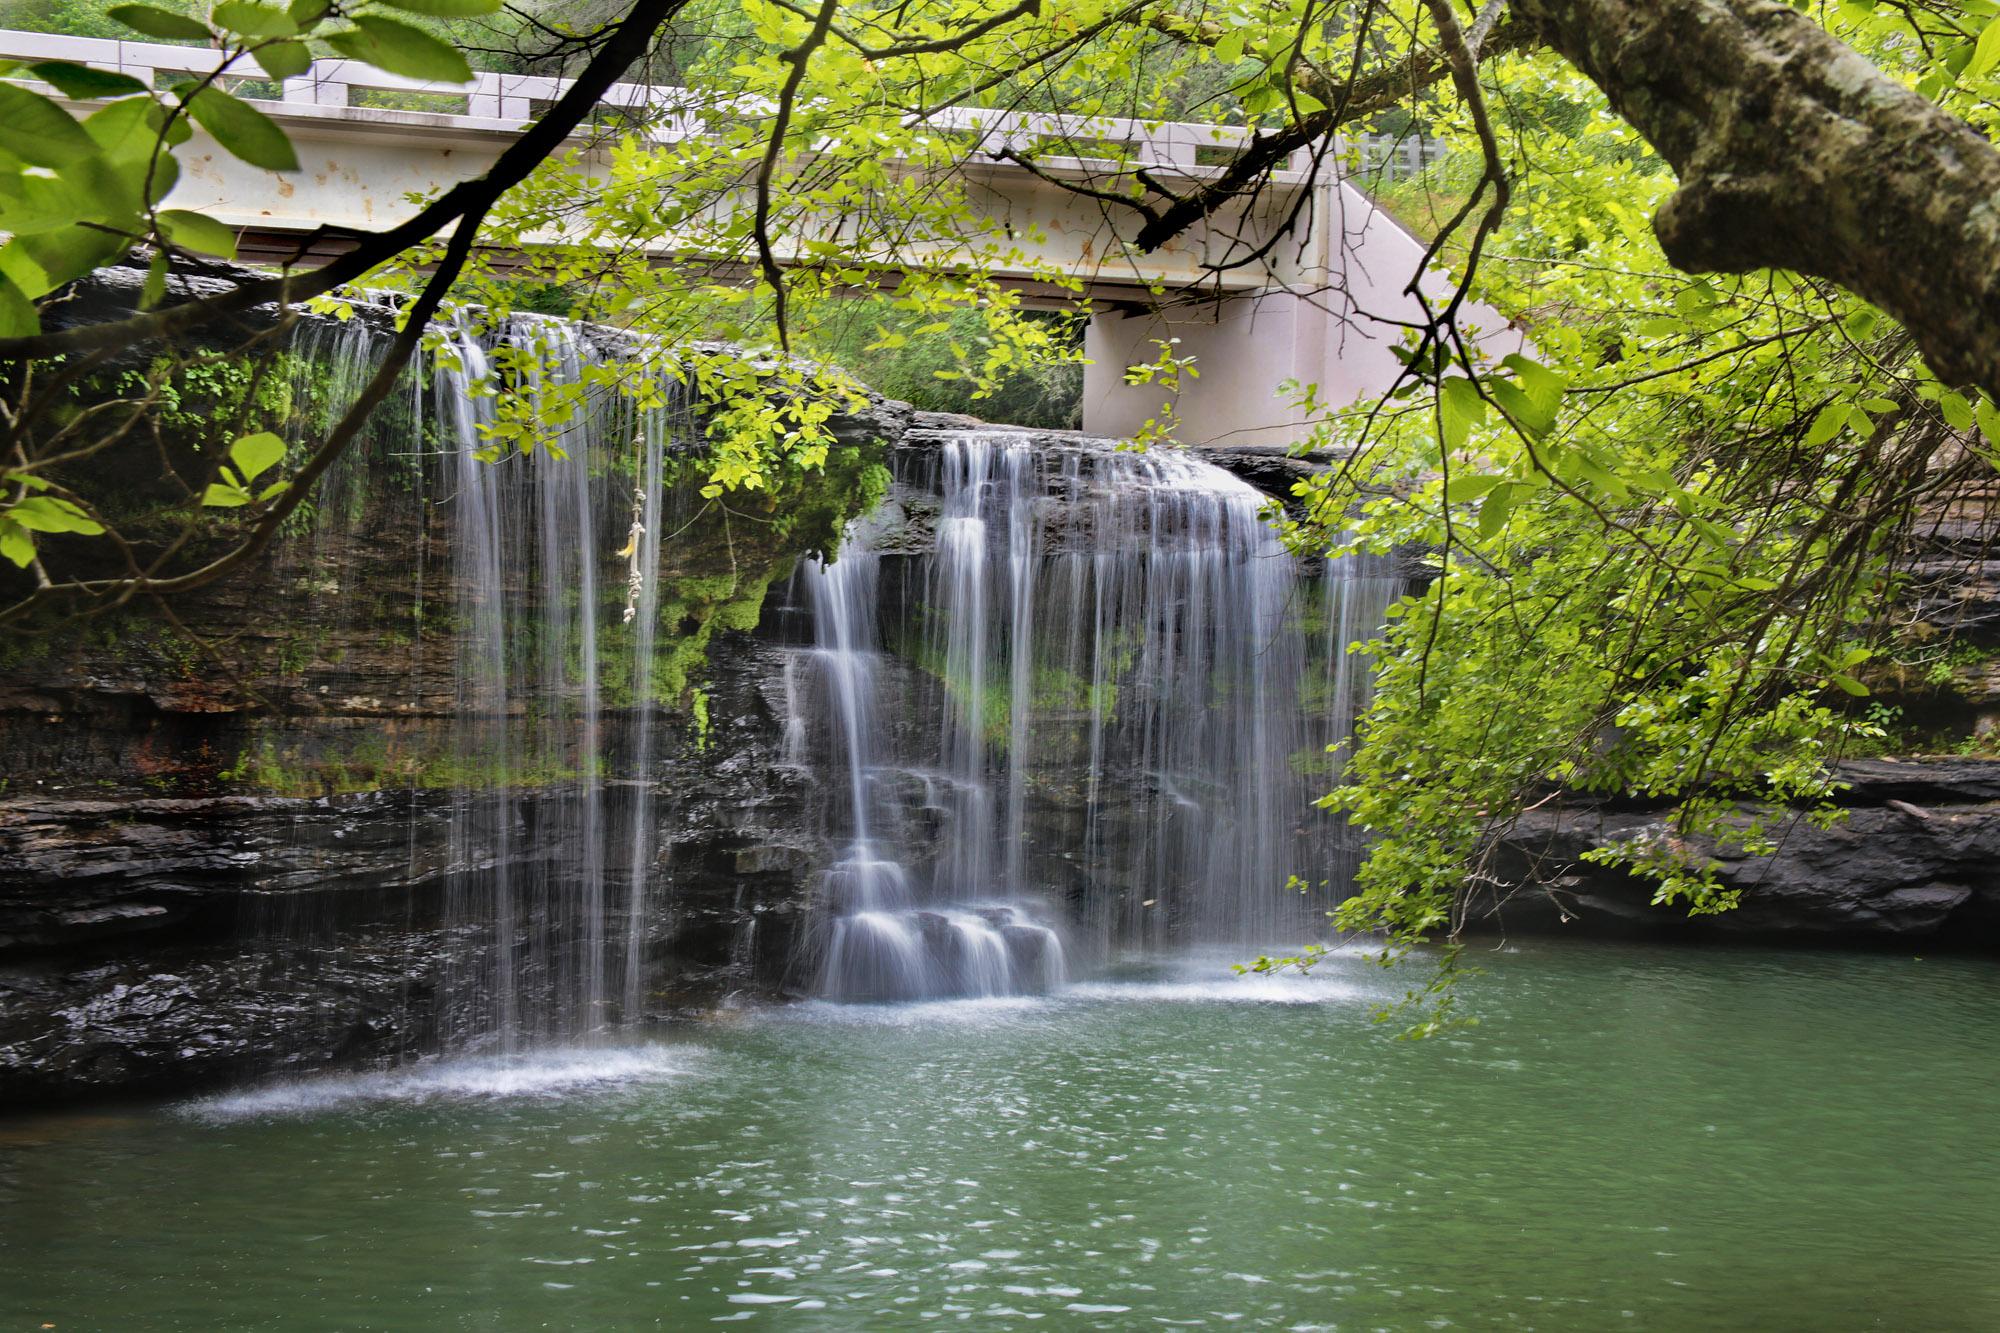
[{"xmin": 3, "ymin": 941, "xmax": 1996, "ymax": 1329}]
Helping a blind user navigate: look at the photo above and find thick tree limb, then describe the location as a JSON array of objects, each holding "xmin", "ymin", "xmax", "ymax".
[{"xmin": 1516, "ymin": 0, "xmax": 2000, "ymax": 398}]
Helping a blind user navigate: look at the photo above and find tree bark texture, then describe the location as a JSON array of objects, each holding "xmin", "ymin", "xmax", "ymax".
[{"xmin": 1518, "ymin": 0, "xmax": 2000, "ymax": 398}]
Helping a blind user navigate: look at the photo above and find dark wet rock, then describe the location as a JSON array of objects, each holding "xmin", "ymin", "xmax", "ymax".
[
  {"xmin": 0, "ymin": 633, "xmax": 843, "ymax": 1102},
  {"xmin": 1471, "ymin": 758, "xmax": 2000, "ymax": 944},
  {"xmin": 0, "ymin": 936, "xmax": 439, "ymax": 1103},
  {"xmin": 1195, "ymin": 444, "xmax": 1339, "ymax": 503}
]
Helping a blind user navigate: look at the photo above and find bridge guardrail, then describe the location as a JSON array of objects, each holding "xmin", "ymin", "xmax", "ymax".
[{"xmin": 0, "ymin": 26, "xmax": 1322, "ymax": 182}]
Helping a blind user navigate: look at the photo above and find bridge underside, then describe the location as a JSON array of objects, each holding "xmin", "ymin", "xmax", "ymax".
[
  {"xmin": 178, "ymin": 107, "xmax": 1516, "ymax": 447},
  {"xmin": 7, "ymin": 25, "xmax": 1521, "ymax": 447}
]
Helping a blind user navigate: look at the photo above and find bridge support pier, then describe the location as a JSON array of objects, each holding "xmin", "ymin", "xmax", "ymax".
[{"xmin": 1080, "ymin": 183, "xmax": 1520, "ymax": 448}]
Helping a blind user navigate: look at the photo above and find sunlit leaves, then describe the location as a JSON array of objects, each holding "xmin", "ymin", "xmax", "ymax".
[
  {"xmin": 0, "ymin": 490, "xmax": 104, "ymax": 568},
  {"xmin": 378, "ymin": 0, "xmax": 502, "ymax": 16},
  {"xmin": 177, "ymin": 84, "xmax": 300, "ymax": 171},
  {"xmin": 252, "ymin": 40, "xmax": 314, "ymax": 80},
  {"xmin": 27, "ymin": 62, "xmax": 149, "ymax": 100},
  {"xmin": 1436, "ymin": 376, "xmax": 1485, "ymax": 448},
  {"xmin": 158, "ymin": 209, "xmax": 238, "ymax": 258},
  {"xmin": 0, "ymin": 85, "xmax": 95, "ymax": 168},
  {"xmin": 326, "ymin": 16, "xmax": 474, "ymax": 84},
  {"xmin": 201, "ymin": 432, "xmax": 289, "ymax": 507},
  {"xmin": 1971, "ymin": 17, "xmax": 2000, "ymax": 79},
  {"xmin": 0, "ymin": 272, "xmax": 37, "ymax": 337},
  {"xmin": 212, "ymin": 1, "xmax": 298, "ymax": 38},
  {"xmin": 107, "ymin": 3, "xmax": 210, "ymax": 40},
  {"xmin": 1259, "ymin": 14, "xmax": 1987, "ymax": 976}
]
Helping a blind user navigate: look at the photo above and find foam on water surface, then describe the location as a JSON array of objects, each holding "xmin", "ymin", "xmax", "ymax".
[{"xmin": 187, "ymin": 1044, "xmax": 698, "ymax": 1120}]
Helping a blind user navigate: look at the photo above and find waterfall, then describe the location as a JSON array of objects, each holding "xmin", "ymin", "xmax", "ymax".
[
  {"xmin": 418, "ymin": 313, "xmax": 680, "ymax": 1048},
  {"xmin": 792, "ymin": 428, "xmax": 1398, "ymax": 1001},
  {"xmin": 259, "ymin": 308, "xmax": 1393, "ymax": 1037}
]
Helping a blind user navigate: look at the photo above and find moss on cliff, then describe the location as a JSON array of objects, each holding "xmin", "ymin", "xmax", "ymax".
[{"xmin": 3, "ymin": 330, "xmax": 898, "ymax": 800}]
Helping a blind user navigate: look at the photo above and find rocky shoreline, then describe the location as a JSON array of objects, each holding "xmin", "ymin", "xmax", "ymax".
[{"xmin": 1474, "ymin": 758, "xmax": 2000, "ymax": 944}]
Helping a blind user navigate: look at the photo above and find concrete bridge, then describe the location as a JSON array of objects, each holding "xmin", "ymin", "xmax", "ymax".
[{"xmin": 4, "ymin": 28, "xmax": 1516, "ymax": 446}]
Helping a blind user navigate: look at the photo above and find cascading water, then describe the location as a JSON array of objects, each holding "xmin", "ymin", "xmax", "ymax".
[
  {"xmin": 262, "ymin": 308, "xmax": 1392, "ymax": 1039},
  {"xmin": 416, "ymin": 313, "xmax": 683, "ymax": 1049},
  {"xmin": 788, "ymin": 428, "xmax": 1398, "ymax": 1001},
  {"xmin": 798, "ymin": 523, "xmax": 1066, "ymax": 1000}
]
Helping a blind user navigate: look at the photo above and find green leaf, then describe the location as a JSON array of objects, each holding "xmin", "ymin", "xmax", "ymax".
[
  {"xmin": 0, "ymin": 243, "xmax": 49, "ymax": 300},
  {"xmin": 202, "ymin": 481, "xmax": 251, "ymax": 507},
  {"xmin": 141, "ymin": 249, "xmax": 169, "ymax": 308},
  {"xmin": 229, "ymin": 431, "xmax": 286, "ymax": 482},
  {"xmin": 252, "ymin": 39, "xmax": 313, "ymax": 80},
  {"xmin": 1939, "ymin": 390, "xmax": 1974, "ymax": 432},
  {"xmin": 1437, "ymin": 376, "xmax": 1485, "ymax": 450},
  {"xmin": 158, "ymin": 208, "xmax": 238, "ymax": 258},
  {"xmin": 1828, "ymin": 673, "xmax": 1871, "ymax": 697},
  {"xmin": 84, "ymin": 96, "xmax": 163, "ymax": 163},
  {"xmin": 0, "ymin": 272, "xmax": 38, "ymax": 338},
  {"xmin": 179, "ymin": 85, "xmax": 300, "ymax": 170},
  {"xmin": 379, "ymin": 0, "xmax": 501, "ymax": 15},
  {"xmin": 0, "ymin": 518, "xmax": 32, "ymax": 568},
  {"xmin": 12, "ymin": 224, "xmax": 131, "ymax": 297},
  {"xmin": 107, "ymin": 3, "xmax": 212, "ymax": 40},
  {"xmin": 1489, "ymin": 376, "xmax": 1558, "ymax": 439},
  {"xmin": 1971, "ymin": 17, "xmax": 2000, "ymax": 79},
  {"xmin": 1477, "ymin": 482, "xmax": 1517, "ymax": 540},
  {"xmin": 1504, "ymin": 354, "xmax": 1566, "ymax": 421},
  {"xmin": 1976, "ymin": 395, "xmax": 2000, "ymax": 446},
  {"xmin": 1690, "ymin": 516, "xmax": 1734, "ymax": 549},
  {"xmin": 1803, "ymin": 402, "xmax": 1847, "ymax": 448},
  {"xmin": 0, "ymin": 168, "xmax": 89, "ymax": 235},
  {"xmin": 212, "ymin": 0, "xmax": 297, "ymax": 36},
  {"xmin": 28, "ymin": 61, "xmax": 150, "ymax": 99},
  {"xmin": 1442, "ymin": 473, "xmax": 1504, "ymax": 504},
  {"xmin": 325, "ymin": 16, "xmax": 473, "ymax": 83},
  {"xmin": 286, "ymin": 0, "xmax": 332, "ymax": 24},
  {"xmin": 8, "ymin": 495, "xmax": 104, "ymax": 534},
  {"xmin": 0, "ymin": 85, "xmax": 95, "ymax": 168}
]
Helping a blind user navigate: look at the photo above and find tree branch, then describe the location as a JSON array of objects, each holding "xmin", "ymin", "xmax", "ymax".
[
  {"xmin": 0, "ymin": 0, "xmax": 691, "ymax": 364},
  {"xmin": 1129, "ymin": 18, "xmax": 1536, "ymax": 253},
  {"xmin": 1516, "ymin": 0, "xmax": 2000, "ymax": 398}
]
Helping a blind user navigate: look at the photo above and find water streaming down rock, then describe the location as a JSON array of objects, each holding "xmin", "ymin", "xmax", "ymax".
[
  {"xmin": 789, "ymin": 428, "xmax": 1396, "ymax": 1000},
  {"xmin": 245, "ymin": 321, "xmax": 1392, "ymax": 1027},
  {"xmin": 421, "ymin": 314, "xmax": 679, "ymax": 1048}
]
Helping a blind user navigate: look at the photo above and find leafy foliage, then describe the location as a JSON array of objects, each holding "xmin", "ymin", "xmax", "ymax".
[{"xmin": 1268, "ymin": 20, "xmax": 2000, "ymax": 1005}]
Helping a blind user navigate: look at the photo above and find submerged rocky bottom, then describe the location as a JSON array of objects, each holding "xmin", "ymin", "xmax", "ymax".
[{"xmin": 2, "ymin": 940, "xmax": 1996, "ymax": 1329}]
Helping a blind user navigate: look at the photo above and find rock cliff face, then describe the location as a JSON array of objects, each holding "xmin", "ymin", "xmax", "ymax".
[
  {"xmin": 0, "ymin": 635, "xmax": 831, "ymax": 1102},
  {"xmin": 0, "ymin": 313, "xmax": 906, "ymax": 1100}
]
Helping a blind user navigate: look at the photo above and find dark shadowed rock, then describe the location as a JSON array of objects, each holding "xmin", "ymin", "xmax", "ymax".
[{"xmin": 1472, "ymin": 759, "xmax": 2000, "ymax": 944}]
